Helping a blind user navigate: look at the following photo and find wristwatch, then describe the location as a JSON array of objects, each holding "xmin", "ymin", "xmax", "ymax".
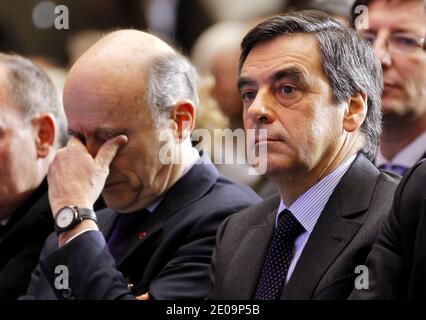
[{"xmin": 54, "ymin": 205, "xmax": 98, "ymax": 234}]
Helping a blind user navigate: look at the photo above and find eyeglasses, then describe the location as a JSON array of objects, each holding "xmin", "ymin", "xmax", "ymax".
[{"xmin": 359, "ymin": 30, "xmax": 425, "ymax": 54}]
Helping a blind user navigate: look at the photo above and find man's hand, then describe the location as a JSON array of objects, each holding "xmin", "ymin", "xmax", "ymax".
[
  {"xmin": 48, "ymin": 135, "xmax": 128, "ymax": 215},
  {"xmin": 136, "ymin": 293, "xmax": 151, "ymax": 300}
]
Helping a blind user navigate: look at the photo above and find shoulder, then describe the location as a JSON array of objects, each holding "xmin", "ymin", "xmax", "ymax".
[
  {"xmin": 394, "ymin": 160, "xmax": 426, "ymax": 218},
  {"xmin": 217, "ymin": 194, "xmax": 280, "ymax": 236}
]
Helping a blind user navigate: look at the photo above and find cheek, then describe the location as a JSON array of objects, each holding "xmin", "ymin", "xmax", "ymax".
[
  {"xmin": 0, "ymin": 142, "xmax": 29, "ymax": 196},
  {"xmin": 0, "ymin": 145, "xmax": 12, "ymax": 182},
  {"xmin": 395, "ymin": 58, "xmax": 425, "ymax": 87}
]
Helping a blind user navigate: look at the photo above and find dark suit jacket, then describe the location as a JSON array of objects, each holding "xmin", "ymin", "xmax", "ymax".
[
  {"xmin": 350, "ymin": 160, "xmax": 426, "ymax": 299},
  {"xmin": 24, "ymin": 156, "xmax": 261, "ymax": 300},
  {"xmin": 210, "ymin": 154, "xmax": 400, "ymax": 300},
  {"xmin": 0, "ymin": 180, "xmax": 53, "ymax": 300}
]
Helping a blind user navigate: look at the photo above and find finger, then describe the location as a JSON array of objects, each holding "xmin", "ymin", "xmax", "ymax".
[
  {"xmin": 67, "ymin": 135, "xmax": 87, "ymax": 151},
  {"xmin": 95, "ymin": 135, "xmax": 128, "ymax": 168},
  {"xmin": 136, "ymin": 293, "xmax": 150, "ymax": 300}
]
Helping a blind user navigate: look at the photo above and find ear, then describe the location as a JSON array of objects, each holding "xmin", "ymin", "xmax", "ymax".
[
  {"xmin": 343, "ymin": 92, "xmax": 367, "ymax": 133},
  {"xmin": 171, "ymin": 100, "xmax": 196, "ymax": 140},
  {"xmin": 31, "ymin": 113, "xmax": 56, "ymax": 159}
]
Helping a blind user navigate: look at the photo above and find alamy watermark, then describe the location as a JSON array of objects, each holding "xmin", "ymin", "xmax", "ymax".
[
  {"xmin": 32, "ymin": 1, "xmax": 69, "ymax": 30},
  {"xmin": 158, "ymin": 126, "xmax": 268, "ymax": 175},
  {"xmin": 354, "ymin": 265, "xmax": 370, "ymax": 290},
  {"xmin": 54, "ymin": 264, "xmax": 69, "ymax": 290}
]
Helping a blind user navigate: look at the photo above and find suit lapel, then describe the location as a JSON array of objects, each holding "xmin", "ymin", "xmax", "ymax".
[
  {"xmin": 116, "ymin": 154, "xmax": 219, "ymax": 267},
  {"xmin": 97, "ymin": 208, "xmax": 119, "ymax": 239},
  {"xmin": 0, "ymin": 181, "xmax": 51, "ymax": 252},
  {"xmin": 281, "ymin": 154, "xmax": 379, "ymax": 299},
  {"xmin": 222, "ymin": 197, "xmax": 279, "ymax": 299}
]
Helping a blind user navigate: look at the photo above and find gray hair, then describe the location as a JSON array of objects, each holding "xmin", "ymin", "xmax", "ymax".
[
  {"xmin": 148, "ymin": 53, "xmax": 199, "ymax": 127},
  {"xmin": 240, "ymin": 10, "xmax": 383, "ymax": 161},
  {"xmin": 0, "ymin": 53, "xmax": 68, "ymax": 147}
]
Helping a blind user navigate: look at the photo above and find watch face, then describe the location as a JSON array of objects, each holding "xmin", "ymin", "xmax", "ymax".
[{"xmin": 56, "ymin": 207, "xmax": 76, "ymax": 229}]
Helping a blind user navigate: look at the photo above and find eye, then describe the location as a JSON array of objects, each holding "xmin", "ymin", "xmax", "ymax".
[
  {"xmin": 363, "ymin": 34, "xmax": 376, "ymax": 45},
  {"xmin": 392, "ymin": 35, "xmax": 419, "ymax": 48},
  {"xmin": 241, "ymin": 90, "xmax": 257, "ymax": 104},
  {"xmin": 278, "ymin": 85, "xmax": 296, "ymax": 96}
]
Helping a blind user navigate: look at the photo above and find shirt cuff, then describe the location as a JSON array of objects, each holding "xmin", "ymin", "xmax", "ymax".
[{"xmin": 65, "ymin": 229, "xmax": 95, "ymax": 244}]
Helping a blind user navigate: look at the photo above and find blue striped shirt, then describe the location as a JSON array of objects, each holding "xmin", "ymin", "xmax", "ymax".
[{"xmin": 277, "ymin": 154, "xmax": 357, "ymax": 284}]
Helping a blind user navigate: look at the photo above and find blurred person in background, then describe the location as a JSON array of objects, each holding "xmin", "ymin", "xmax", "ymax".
[
  {"xmin": 349, "ymin": 0, "xmax": 426, "ymax": 300},
  {"xmin": 0, "ymin": 53, "xmax": 67, "ymax": 300},
  {"xmin": 352, "ymin": 0, "xmax": 426, "ymax": 175},
  {"xmin": 192, "ymin": 22, "xmax": 277, "ymax": 198},
  {"xmin": 284, "ymin": 0, "xmax": 354, "ymax": 25}
]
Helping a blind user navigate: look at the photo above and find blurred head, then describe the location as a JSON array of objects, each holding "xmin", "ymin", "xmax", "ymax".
[
  {"xmin": 352, "ymin": 0, "xmax": 426, "ymax": 120},
  {"xmin": 64, "ymin": 30, "xmax": 199, "ymax": 213},
  {"xmin": 285, "ymin": 0, "xmax": 354, "ymax": 26},
  {"xmin": 191, "ymin": 22, "xmax": 249, "ymax": 123},
  {"xmin": 0, "ymin": 54, "xmax": 66, "ymax": 218},
  {"xmin": 239, "ymin": 11, "xmax": 382, "ymax": 178}
]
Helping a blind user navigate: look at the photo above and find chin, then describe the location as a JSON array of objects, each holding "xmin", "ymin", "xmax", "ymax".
[
  {"xmin": 382, "ymin": 99, "xmax": 409, "ymax": 117},
  {"xmin": 103, "ymin": 191, "xmax": 131, "ymax": 211}
]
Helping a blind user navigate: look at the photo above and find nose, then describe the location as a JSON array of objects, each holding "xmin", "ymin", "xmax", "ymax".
[
  {"xmin": 373, "ymin": 36, "xmax": 392, "ymax": 68},
  {"xmin": 244, "ymin": 89, "xmax": 274, "ymax": 126}
]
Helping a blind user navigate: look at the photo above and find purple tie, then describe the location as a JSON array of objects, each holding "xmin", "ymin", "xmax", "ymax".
[
  {"xmin": 378, "ymin": 163, "xmax": 408, "ymax": 176},
  {"xmin": 107, "ymin": 209, "xmax": 149, "ymax": 262},
  {"xmin": 255, "ymin": 209, "xmax": 304, "ymax": 300}
]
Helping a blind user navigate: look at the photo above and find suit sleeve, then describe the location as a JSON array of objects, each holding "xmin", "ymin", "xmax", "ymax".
[
  {"xmin": 39, "ymin": 231, "xmax": 135, "ymax": 300},
  {"xmin": 148, "ymin": 209, "xmax": 232, "ymax": 300},
  {"xmin": 350, "ymin": 170, "xmax": 410, "ymax": 299},
  {"xmin": 0, "ymin": 242, "xmax": 45, "ymax": 300}
]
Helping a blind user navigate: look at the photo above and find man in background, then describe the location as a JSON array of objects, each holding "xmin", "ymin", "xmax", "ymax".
[
  {"xmin": 352, "ymin": 0, "xmax": 426, "ymax": 175},
  {"xmin": 0, "ymin": 53, "xmax": 67, "ymax": 299}
]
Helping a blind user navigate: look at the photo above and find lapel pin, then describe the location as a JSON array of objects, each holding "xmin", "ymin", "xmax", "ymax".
[{"xmin": 139, "ymin": 231, "xmax": 147, "ymax": 239}]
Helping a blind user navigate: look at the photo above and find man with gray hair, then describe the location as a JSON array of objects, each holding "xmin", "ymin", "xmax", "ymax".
[
  {"xmin": 0, "ymin": 53, "xmax": 67, "ymax": 299},
  {"xmin": 23, "ymin": 30, "xmax": 260, "ymax": 300},
  {"xmin": 210, "ymin": 10, "xmax": 400, "ymax": 300}
]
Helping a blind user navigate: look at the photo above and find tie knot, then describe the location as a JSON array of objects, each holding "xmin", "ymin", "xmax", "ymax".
[
  {"xmin": 276, "ymin": 209, "xmax": 304, "ymax": 240},
  {"xmin": 378, "ymin": 163, "xmax": 408, "ymax": 176}
]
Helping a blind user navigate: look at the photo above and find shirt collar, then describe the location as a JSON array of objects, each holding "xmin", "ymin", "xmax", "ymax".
[
  {"xmin": 376, "ymin": 131, "xmax": 426, "ymax": 168},
  {"xmin": 277, "ymin": 154, "xmax": 357, "ymax": 233}
]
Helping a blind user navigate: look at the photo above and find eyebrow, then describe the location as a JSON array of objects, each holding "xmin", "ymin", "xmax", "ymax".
[
  {"xmin": 269, "ymin": 67, "xmax": 309, "ymax": 89},
  {"xmin": 237, "ymin": 66, "xmax": 309, "ymax": 92},
  {"xmin": 68, "ymin": 129, "xmax": 84, "ymax": 139},
  {"xmin": 237, "ymin": 77, "xmax": 256, "ymax": 93},
  {"xmin": 93, "ymin": 127, "xmax": 126, "ymax": 137},
  {"xmin": 363, "ymin": 28, "xmax": 424, "ymax": 37},
  {"xmin": 68, "ymin": 127, "xmax": 126, "ymax": 140}
]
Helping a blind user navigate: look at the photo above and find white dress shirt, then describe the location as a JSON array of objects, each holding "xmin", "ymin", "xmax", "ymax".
[{"xmin": 277, "ymin": 154, "xmax": 357, "ymax": 284}]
